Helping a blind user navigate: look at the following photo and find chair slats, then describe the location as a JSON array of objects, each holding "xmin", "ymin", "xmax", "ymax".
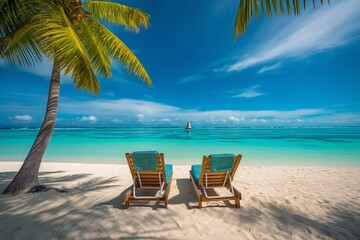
[
  {"xmin": 125, "ymin": 152, "xmax": 173, "ymax": 209},
  {"xmin": 190, "ymin": 154, "xmax": 242, "ymax": 208}
]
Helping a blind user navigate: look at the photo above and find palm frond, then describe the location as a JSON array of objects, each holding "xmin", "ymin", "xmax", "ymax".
[
  {"xmin": 88, "ymin": 20, "xmax": 152, "ymax": 86},
  {"xmin": 33, "ymin": 4, "xmax": 100, "ymax": 94},
  {"xmin": 79, "ymin": 20, "xmax": 112, "ymax": 78},
  {"xmin": 234, "ymin": 0, "xmax": 332, "ymax": 40},
  {"xmin": 1, "ymin": 0, "xmax": 151, "ymax": 94},
  {"xmin": 83, "ymin": 0, "xmax": 150, "ymax": 32},
  {"xmin": 0, "ymin": 0, "xmax": 42, "ymax": 37},
  {"xmin": 0, "ymin": 22, "xmax": 43, "ymax": 66},
  {"xmin": 0, "ymin": 0, "xmax": 50, "ymax": 65}
]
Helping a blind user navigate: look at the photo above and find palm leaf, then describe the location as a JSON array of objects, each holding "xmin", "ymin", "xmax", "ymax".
[
  {"xmin": 0, "ymin": 22, "xmax": 43, "ymax": 66},
  {"xmin": 33, "ymin": 4, "xmax": 100, "ymax": 94},
  {"xmin": 0, "ymin": 0, "xmax": 43, "ymax": 37},
  {"xmin": 234, "ymin": 0, "xmax": 332, "ymax": 39},
  {"xmin": 1, "ymin": 0, "xmax": 151, "ymax": 94},
  {"xmin": 83, "ymin": 0, "xmax": 150, "ymax": 32},
  {"xmin": 87, "ymin": 19, "xmax": 152, "ymax": 86},
  {"xmin": 79, "ymin": 19, "xmax": 112, "ymax": 78}
]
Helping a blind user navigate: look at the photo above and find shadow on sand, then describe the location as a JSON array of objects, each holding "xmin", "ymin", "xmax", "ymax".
[
  {"xmin": 0, "ymin": 170, "xmax": 176, "ymax": 239},
  {"xmin": 1, "ymin": 171, "xmax": 359, "ymax": 239}
]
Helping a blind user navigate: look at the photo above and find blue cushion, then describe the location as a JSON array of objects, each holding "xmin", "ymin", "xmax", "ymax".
[
  {"xmin": 191, "ymin": 164, "xmax": 202, "ymax": 184},
  {"xmin": 165, "ymin": 164, "xmax": 173, "ymax": 184},
  {"xmin": 132, "ymin": 151, "xmax": 158, "ymax": 171},
  {"xmin": 210, "ymin": 154, "xmax": 235, "ymax": 172}
]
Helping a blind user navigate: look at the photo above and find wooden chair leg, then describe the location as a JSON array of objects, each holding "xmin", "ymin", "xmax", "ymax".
[
  {"xmin": 235, "ymin": 197, "xmax": 240, "ymax": 208},
  {"xmin": 164, "ymin": 172, "xmax": 173, "ymax": 209},
  {"xmin": 198, "ymin": 195, "xmax": 203, "ymax": 208},
  {"xmin": 124, "ymin": 189, "xmax": 133, "ymax": 209},
  {"xmin": 234, "ymin": 188, "xmax": 241, "ymax": 208}
]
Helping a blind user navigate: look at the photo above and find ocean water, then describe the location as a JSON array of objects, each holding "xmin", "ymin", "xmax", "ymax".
[{"xmin": 0, "ymin": 127, "xmax": 359, "ymax": 166}]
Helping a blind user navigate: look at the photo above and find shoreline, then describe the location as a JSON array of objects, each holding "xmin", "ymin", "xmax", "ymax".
[
  {"xmin": 1, "ymin": 162, "xmax": 359, "ymax": 239},
  {"xmin": 1, "ymin": 160, "xmax": 360, "ymax": 168}
]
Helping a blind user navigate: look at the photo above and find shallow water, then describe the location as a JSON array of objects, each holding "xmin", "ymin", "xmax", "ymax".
[{"xmin": 0, "ymin": 127, "xmax": 359, "ymax": 166}]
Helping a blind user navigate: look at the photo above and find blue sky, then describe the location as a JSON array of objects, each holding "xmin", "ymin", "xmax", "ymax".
[{"xmin": 1, "ymin": 0, "xmax": 360, "ymax": 128}]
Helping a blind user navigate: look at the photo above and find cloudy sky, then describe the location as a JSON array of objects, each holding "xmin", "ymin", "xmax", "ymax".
[{"xmin": 1, "ymin": 0, "xmax": 360, "ymax": 127}]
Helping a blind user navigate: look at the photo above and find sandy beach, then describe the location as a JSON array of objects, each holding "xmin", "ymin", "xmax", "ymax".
[{"xmin": 0, "ymin": 162, "xmax": 359, "ymax": 239}]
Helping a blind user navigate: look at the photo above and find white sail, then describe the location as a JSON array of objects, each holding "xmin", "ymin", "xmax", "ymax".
[{"xmin": 185, "ymin": 121, "xmax": 192, "ymax": 129}]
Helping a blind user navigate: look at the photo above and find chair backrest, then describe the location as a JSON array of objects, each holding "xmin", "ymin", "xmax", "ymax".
[
  {"xmin": 126, "ymin": 151, "xmax": 167, "ymax": 187},
  {"xmin": 198, "ymin": 154, "xmax": 242, "ymax": 187}
]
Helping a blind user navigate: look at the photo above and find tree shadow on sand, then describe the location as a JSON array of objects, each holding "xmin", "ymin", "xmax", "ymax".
[
  {"xmin": 0, "ymin": 171, "xmax": 93, "ymax": 193},
  {"xmin": 235, "ymin": 202, "xmax": 360, "ymax": 239},
  {"xmin": 0, "ymin": 171, "xmax": 178, "ymax": 239},
  {"xmin": 275, "ymin": 203, "xmax": 359, "ymax": 239}
]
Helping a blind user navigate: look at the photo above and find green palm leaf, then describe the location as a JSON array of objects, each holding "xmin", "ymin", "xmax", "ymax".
[
  {"xmin": 1, "ymin": 0, "xmax": 152, "ymax": 94},
  {"xmin": 83, "ymin": 0, "xmax": 150, "ymax": 32},
  {"xmin": 0, "ymin": 0, "xmax": 44, "ymax": 66},
  {"xmin": 234, "ymin": 0, "xmax": 332, "ymax": 40},
  {"xmin": 88, "ymin": 19, "xmax": 152, "ymax": 85},
  {"xmin": 33, "ymin": 5, "xmax": 100, "ymax": 94},
  {"xmin": 0, "ymin": 22, "xmax": 43, "ymax": 66},
  {"xmin": 79, "ymin": 20, "xmax": 112, "ymax": 78}
]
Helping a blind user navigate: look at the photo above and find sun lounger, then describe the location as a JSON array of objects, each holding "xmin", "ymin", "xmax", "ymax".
[
  {"xmin": 190, "ymin": 153, "xmax": 242, "ymax": 208},
  {"xmin": 125, "ymin": 151, "xmax": 173, "ymax": 208}
]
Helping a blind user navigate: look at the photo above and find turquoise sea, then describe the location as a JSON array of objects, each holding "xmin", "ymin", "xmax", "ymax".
[{"xmin": 0, "ymin": 127, "xmax": 359, "ymax": 166}]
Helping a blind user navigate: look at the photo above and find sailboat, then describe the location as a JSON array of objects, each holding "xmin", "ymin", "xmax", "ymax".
[{"xmin": 185, "ymin": 121, "xmax": 192, "ymax": 132}]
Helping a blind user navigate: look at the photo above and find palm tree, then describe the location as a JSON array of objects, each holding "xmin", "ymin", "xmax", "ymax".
[
  {"xmin": 0, "ymin": 0, "xmax": 152, "ymax": 194},
  {"xmin": 234, "ymin": 0, "xmax": 332, "ymax": 39}
]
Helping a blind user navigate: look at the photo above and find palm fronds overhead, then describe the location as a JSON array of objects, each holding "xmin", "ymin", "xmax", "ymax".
[
  {"xmin": 0, "ymin": 0, "xmax": 152, "ymax": 95},
  {"xmin": 234, "ymin": 0, "xmax": 332, "ymax": 40},
  {"xmin": 83, "ymin": 1, "xmax": 150, "ymax": 32}
]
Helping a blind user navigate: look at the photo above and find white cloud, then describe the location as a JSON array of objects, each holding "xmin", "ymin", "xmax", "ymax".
[
  {"xmin": 229, "ymin": 116, "xmax": 245, "ymax": 123},
  {"xmin": 54, "ymin": 95, "xmax": 360, "ymax": 125},
  {"xmin": 161, "ymin": 118, "xmax": 171, "ymax": 122},
  {"xmin": 257, "ymin": 63, "xmax": 282, "ymax": 74},
  {"xmin": 177, "ymin": 75, "xmax": 204, "ymax": 84},
  {"xmin": 251, "ymin": 118, "xmax": 268, "ymax": 123},
  {"xmin": 233, "ymin": 85, "xmax": 265, "ymax": 98},
  {"xmin": 60, "ymin": 99, "xmax": 180, "ymax": 117},
  {"xmin": 14, "ymin": 115, "xmax": 32, "ymax": 121},
  {"xmin": 59, "ymin": 98, "xmax": 332, "ymax": 125},
  {"xmin": 224, "ymin": 0, "xmax": 360, "ymax": 72},
  {"xmin": 0, "ymin": 59, "xmax": 52, "ymax": 77},
  {"xmin": 112, "ymin": 118, "xmax": 122, "ymax": 123},
  {"xmin": 0, "ymin": 59, "xmax": 73, "ymax": 84},
  {"xmin": 80, "ymin": 116, "xmax": 98, "ymax": 122},
  {"xmin": 136, "ymin": 113, "xmax": 145, "ymax": 122}
]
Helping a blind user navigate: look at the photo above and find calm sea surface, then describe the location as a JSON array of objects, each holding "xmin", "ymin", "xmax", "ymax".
[{"xmin": 0, "ymin": 127, "xmax": 359, "ymax": 166}]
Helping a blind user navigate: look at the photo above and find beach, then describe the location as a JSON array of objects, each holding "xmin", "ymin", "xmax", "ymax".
[{"xmin": 1, "ymin": 161, "xmax": 359, "ymax": 239}]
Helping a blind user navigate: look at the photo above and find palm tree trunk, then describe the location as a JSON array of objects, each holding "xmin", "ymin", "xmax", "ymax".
[{"xmin": 3, "ymin": 59, "xmax": 61, "ymax": 194}]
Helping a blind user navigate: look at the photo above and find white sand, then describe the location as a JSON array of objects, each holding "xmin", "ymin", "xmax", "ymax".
[{"xmin": 0, "ymin": 162, "xmax": 359, "ymax": 239}]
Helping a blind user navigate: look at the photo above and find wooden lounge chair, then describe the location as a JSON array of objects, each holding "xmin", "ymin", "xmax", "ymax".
[
  {"xmin": 189, "ymin": 154, "xmax": 242, "ymax": 208},
  {"xmin": 124, "ymin": 151, "xmax": 173, "ymax": 208}
]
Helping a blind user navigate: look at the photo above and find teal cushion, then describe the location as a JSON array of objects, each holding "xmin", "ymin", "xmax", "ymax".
[
  {"xmin": 191, "ymin": 164, "xmax": 202, "ymax": 184},
  {"xmin": 210, "ymin": 154, "xmax": 235, "ymax": 172},
  {"xmin": 132, "ymin": 151, "xmax": 158, "ymax": 171},
  {"xmin": 165, "ymin": 164, "xmax": 173, "ymax": 184}
]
